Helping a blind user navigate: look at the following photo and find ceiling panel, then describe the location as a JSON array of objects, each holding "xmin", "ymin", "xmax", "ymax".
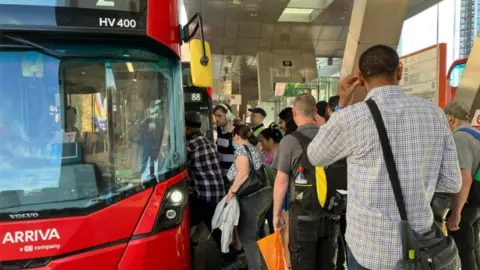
[
  {"xmin": 302, "ymin": 39, "xmax": 318, "ymax": 52},
  {"xmin": 318, "ymin": 25, "xmax": 344, "ymax": 40},
  {"xmin": 225, "ymin": 4, "xmax": 243, "ymax": 22},
  {"xmin": 287, "ymin": 39, "xmax": 304, "ymax": 52},
  {"xmin": 273, "ymin": 23, "xmax": 292, "ymax": 42},
  {"xmin": 224, "ymin": 21, "xmax": 239, "ymax": 39},
  {"xmin": 315, "ymin": 40, "xmax": 338, "ymax": 56},
  {"xmin": 290, "ymin": 23, "xmax": 309, "ymax": 39},
  {"xmin": 260, "ymin": 24, "xmax": 276, "ymax": 38},
  {"xmin": 223, "ymin": 46, "xmax": 238, "ymax": 55},
  {"xmin": 306, "ymin": 25, "xmax": 323, "ymax": 40},
  {"xmin": 204, "ymin": 24, "xmax": 225, "ymax": 39},
  {"xmin": 272, "ymin": 40, "xmax": 289, "ymax": 51},
  {"xmin": 263, "ymin": 3, "xmax": 289, "ymax": 23},
  {"xmin": 339, "ymin": 26, "xmax": 348, "ymax": 41},
  {"xmin": 237, "ymin": 38, "xmax": 259, "ymax": 54},
  {"xmin": 239, "ymin": 22, "xmax": 262, "ymax": 38},
  {"xmin": 258, "ymin": 38, "xmax": 272, "ymax": 50}
]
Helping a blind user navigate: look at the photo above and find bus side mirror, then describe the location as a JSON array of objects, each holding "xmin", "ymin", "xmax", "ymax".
[{"xmin": 189, "ymin": 39, "xmax": 212, "ymax": 88}]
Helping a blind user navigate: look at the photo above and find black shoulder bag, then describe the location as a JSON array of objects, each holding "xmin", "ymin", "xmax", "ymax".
[
  {"xmin": 235, "ymin": 145, "xmax": 267, "ymax": 198},
  {"xmin": 366, "ymin": 99, "xmax": 460, "ymax": 270}
]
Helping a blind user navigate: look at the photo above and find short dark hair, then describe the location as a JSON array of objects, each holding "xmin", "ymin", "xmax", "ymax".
[
  {"xmin": 328, "ymin": 95, "xmax": 340, "ymax": 111},
  {"xmin": 316, "ymin": 101, "xmax": 328, "ymax": 118},
  {"xmin": 259, "ymin": 127, "xmax": 283, "ymax": 144},
  {"xmin": 278, "ymin": 107, "xmax": 293, "ymax": 120},
  {"xmin": 359, "ymin": 45, "xmax": 399, "ymax": 80},
  {"xmin": 278, "ymin": 107, "xmax": 297, "ymax": 134}
]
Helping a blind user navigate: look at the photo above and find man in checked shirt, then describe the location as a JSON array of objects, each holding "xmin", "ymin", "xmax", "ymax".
[
  {"xmin": 306, "ymin": 45, "xmax": 461, "ymax": 269},
  {"xmin": 185, "ymin": 112, "xmax": 225, "ymax": 251}
]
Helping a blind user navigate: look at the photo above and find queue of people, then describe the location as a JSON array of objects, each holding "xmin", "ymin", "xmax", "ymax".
[{"xmin": 185, "ymin": 44, "xmax": 479, "ymax": 270}]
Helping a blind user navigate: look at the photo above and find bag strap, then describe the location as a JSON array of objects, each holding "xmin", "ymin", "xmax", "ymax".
[
  {"xmin": 458, "ymin": 127, "xmax": 480, "ymax": 140},
  {"xmin": 243, "ymin": 145, "xmax": 255, "ymax": 169},
  {"xmin": 290, "ymin": 131, "xmax": 313, "ymax": 152},
  {"xmin": 366, "ymin": 99, "xmax": 409, "ymax": 222}
]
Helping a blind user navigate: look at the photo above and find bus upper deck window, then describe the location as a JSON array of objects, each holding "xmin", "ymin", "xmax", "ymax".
[{"xmin": 450, "ymin": 63, "xmax": 466, "ymax": 88}]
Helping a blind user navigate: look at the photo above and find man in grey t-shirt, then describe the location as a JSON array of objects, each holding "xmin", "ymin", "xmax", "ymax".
[
  {"xmin": 445, "ymin": 101, "xmax": 480, "ymax": 269},
  {"xmin": 272, "ymin": 94, "xmax": 339, "ymax": 270}
]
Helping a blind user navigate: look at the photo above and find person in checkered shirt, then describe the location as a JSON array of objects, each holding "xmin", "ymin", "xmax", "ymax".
[
  {"xmin": 185, "ymin": 112, "xmax": 225, "ymax": 251},
  {"xmin": 306, "ymin": 45, "xmax": 461, "ymax": 269}
]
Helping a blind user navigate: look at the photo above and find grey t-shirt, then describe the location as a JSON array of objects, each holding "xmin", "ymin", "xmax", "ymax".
[
  {"xmin": 272, "ymin": 124, "xmax": 319, "ymax": 180},
  {"xmin": 453, "ymin": 124, "xmax": 480, "ymax": 175}
]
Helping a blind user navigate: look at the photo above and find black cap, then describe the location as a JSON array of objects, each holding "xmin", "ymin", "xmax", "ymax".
[
  {"xmin": 185, "ymin": 112, "xmax": 202, "ymax": 128},
  {"xmin": 248, "ymin": 107, "xmax": 267, "ymax": 118}
]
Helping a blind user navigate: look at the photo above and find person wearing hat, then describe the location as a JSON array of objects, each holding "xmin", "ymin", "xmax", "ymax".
[
  {"xmin": 185, "ymin": 112, "xmax": 225, "ymax": 255},
  {"xmin": 248, "ymin": 107, "xmax": 267, "ymax": 138},
  {"xmin": 444, "ymin": 101, "xmax": 480, "ymax": 269}
]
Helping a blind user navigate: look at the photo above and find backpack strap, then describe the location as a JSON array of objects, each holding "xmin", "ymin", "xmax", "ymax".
[
  {"xmin": 290, "ymin": 131, "xmax": 313, "ymax": 153},
  {"xmin": 458, "ymin": 127, "xmax": 480, "ymax": 140}
]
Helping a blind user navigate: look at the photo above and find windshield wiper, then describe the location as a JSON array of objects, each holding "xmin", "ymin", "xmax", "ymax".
[{"xmin": 0, "ymin": 35, "xmax": 157, "ymax": 62}]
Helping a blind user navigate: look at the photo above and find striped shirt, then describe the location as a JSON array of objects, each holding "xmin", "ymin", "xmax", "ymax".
[
  {"xmin": 307, "ymin": 85, "xmax": 461, "ymax": 269},
  {"xmin": 216, "ymin": 127, "xmax": 235, "ymax": 177}
]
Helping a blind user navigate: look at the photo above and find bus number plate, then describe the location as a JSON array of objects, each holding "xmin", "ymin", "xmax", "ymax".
[{"xmin": 99, "ymin": 18, "xmax": 137, "ymax": 28}]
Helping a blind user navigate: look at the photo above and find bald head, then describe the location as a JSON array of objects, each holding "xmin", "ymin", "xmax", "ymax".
[{"xmin": 293, "ymin": 94, "xmax": 316, "ymax": 117}]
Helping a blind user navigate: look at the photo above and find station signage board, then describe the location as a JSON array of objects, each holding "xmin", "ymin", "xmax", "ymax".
[{"xmin": 399, "ymin": 44, "xmax": 447, "ymax": 108}]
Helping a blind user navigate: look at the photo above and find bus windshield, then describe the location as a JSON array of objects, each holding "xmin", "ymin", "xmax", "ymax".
[{"xmin": 0, "ymin": 44, "xmax": 185, "ymax": 219}]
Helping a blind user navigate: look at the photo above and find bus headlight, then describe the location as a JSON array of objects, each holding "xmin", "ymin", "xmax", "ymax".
[
  {"xmin": 169, "ymin": 190, "xmax": 184, "ymax": 204},
  {"xmin": 153, "ymin": 179, "xmax": 188, "ymax": 233}
]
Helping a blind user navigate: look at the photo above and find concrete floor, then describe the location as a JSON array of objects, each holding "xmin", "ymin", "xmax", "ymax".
[{"xmin": 192, "ymin": 225, "xmax": 222, "ymax": 270}]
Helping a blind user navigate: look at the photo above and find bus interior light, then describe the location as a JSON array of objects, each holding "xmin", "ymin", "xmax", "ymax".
[{"xmin": 126, "ymin": 62, "xmax": 134, "ymax": 72}]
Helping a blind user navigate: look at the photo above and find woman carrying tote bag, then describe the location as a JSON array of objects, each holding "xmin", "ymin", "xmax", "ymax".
[{"xmin": 226, "ymin": 124, "xmax": 272, "ymax": 270}]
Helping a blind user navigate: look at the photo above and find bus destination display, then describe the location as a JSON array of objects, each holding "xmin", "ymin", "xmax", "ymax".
[
  {"xmin": 0, "ymin": 0, "xmax": 146, "ymax": 31},
  {"xmin": 0, "ymin": 0, "xmax": 141, "ymax": 12},
  {"xmin": 185, "ymin": 92, "xmax": 204, "ymax": 103}
]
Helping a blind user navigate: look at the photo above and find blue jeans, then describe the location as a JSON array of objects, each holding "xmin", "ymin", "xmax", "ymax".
[{"xmin": 347, "ymin": 246, "xmax": 369, "ymax": 270}]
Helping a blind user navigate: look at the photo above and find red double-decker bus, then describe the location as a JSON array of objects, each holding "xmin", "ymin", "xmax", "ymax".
[
  {"xmin": 446, "ymin": 58, "xmax": 468, "ymax": 102},
  {"xmin": 0, "ymin": 1, "xmax": 212, "ymax": 269}
]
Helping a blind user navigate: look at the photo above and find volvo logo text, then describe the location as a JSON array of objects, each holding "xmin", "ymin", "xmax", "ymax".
[{"xmin": 9, "ymin": 213, "xmax": 39, "ymax": 220}]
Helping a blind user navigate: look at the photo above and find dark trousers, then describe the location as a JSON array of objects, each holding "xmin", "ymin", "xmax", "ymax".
[
  {"xmin": 347, "ymin": 246, "xmax": 369, "ymax": 270},
  {"xmin": 289, "ymin": 204, "xmax": 340, "ymax": 270},
  {"xmin": 449, "ymin": 207, "xmax": 480, "ymax": 270},
  {"xmin": 189, "ymin": 195, "xmax": 221, "ymax": 250},
  {"xmin": 336, "ymin": 215, "xmax": 347, "ymax": 270},
  {"xmin": 259, "ymin": 205, "xmax": 274, "ymax": 238},
  {"xmin": 238, "ymin": 188, "xmax": 273, "ymax": 270}
]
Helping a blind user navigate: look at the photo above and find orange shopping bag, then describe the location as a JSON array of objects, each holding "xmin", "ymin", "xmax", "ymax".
[{"xmin": 257, "ymin": 231, "xmax": 287, "ymax": 270}]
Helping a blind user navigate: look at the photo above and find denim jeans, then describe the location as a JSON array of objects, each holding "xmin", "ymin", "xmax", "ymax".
[{"xmin": 237, "ymin": 187, "xmax": 273, "ymax": 270}]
